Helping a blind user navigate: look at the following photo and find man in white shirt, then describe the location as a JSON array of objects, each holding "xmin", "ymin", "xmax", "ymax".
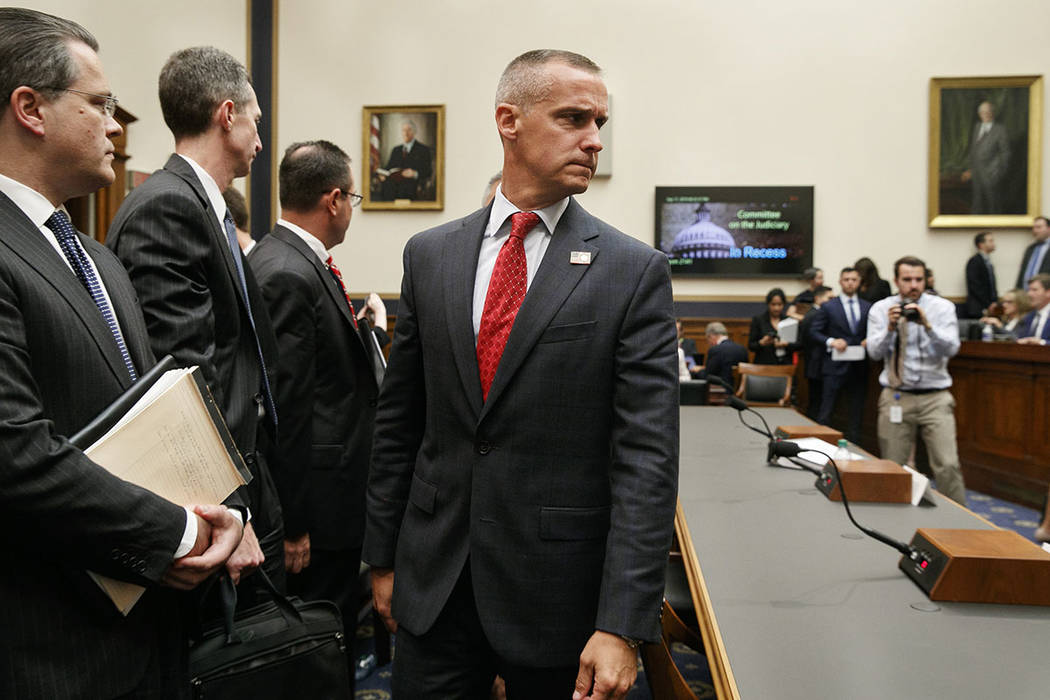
[
  {"xmin": 867, "ymin": 256, "xmax": 966, "ymax": 505},
  {"xmin": 1016, "ymin": 273, "xmax": 1050, "ymax": 345}
]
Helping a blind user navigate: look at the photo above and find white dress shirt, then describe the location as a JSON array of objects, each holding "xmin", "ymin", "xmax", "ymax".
[
  {"xmin": 471, "ymin": 186, "xmax": 570, "ymax": 339},
  {"xmin": 277, "ymin": 218, "xmax": 329, "ymax": 263},
  {"xmin": 178, "ymin": 153, "xmax": 228, "ymax": 232},
  {"xmin": 867, "ymin": 292, "xmax": 960, "ymax": 390}
]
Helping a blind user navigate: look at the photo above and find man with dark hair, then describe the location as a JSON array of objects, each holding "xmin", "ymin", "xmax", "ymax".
[
  {"xmin": 222, "ymin": 186, "xmax": 253, "ymax": 252},
  {"xmin": 800, "ymin": 284, "xmax": 834, "ymax": 417},
  {"xmin": 365, "ymin": 49, "xmax": 678, "ymax": 699},
  {"xmin": 810, "ymin": 268, "xmax": 870, "ymax": 442},
  {"xmin": 867, "ymin": 256, "xmax": 965, "ymax": 505},
  {"xmin": 0, "ymin": 9, "xmax": 241, "ymax": 697},
  {"xmin": 961, "ymin": 100, "xmax": 1010, "ymax": 215},
  {"xmin": 248, "ymin": 140, "xmax": 384, "ymax": 691},
  {"xmin": 1016, "ymin": 273, "xmax": 1050, "ymax": 345},
  {"xmin": 964, "ymin": 231, "xmax": 997, "ymax": 318},
  {"xmin": 786, "ymin": 266, "xmax": 823, "ymax": 319},
  {"xmin": 107, "ymin": 45, "xmax": 285, "ymax": 589},
  {"xmin": 378, "ymin": 119, "xmax": 433, "ymax": 200},
  {"xmin": 1016, "ymin": 216, "xmax": 1050, "ymax": 288}
]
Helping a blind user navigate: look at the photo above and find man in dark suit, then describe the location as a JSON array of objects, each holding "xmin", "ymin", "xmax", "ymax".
[
  {"xmin": 810, "ymin": 267, "xmax": 871, "ymax": 442},
  {"xmin": 961, "ymin": 100, "xmax": 1010, "ymax": 215},
  {"xmin": 1016, "ymin": 274, "xmax": 1050, "ymax": 345},
  {"xmin": 108, "ymin": 46, "xmax": 284, "ymax": 589},
  {"xmin": 378, "ymin": 119, "xmax": 432, "ymax": 200},
  {"xmin": 799, "ymin": 286, "xmax": 833, "ymax": 417},
  {"xmin": 964, "ymin": 231, "xmax": 997, "ymax": 318},
  {"xmin": 698, "ymin": 321, "xmax": 748, "ymax": 387},
  {"xmin": 1016, "ymin": 216, "xmax": 1050, "ymax": 289},
  {"xmin": 249, "ymin": 140, "xmax": 382, "ymax": 690},
  {"xmin": 0, "ymin": 10, "xmax": 242, "ymax": 698},
  {"xmin": 364, "ymin": 50, "xmax": 678, "ymax": 699}
]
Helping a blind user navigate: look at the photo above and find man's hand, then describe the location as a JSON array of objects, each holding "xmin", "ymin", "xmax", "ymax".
[
  {"xmin": 356, "ymin": 292, "xmax": 388, "ymax": 330},
  {"xmin": 284, "ymin": 532, "xmax": 311, "ymax": 574},
  {"xmin": 573, "ymin": 630, "xmax": 638, "ymax": 700},
  {"xmin": 887, "ymin": 303, "xmax": 903, "ymax": 330},
  {"xmin": 402, "ymin": 168, "xmax": 417, "ymax": 179},
  {"xmin": 226, "ymin": 521, "xmax": 264, "ymax": 584},
  {"xmin": 371, "ymin": 567, "xmax": 397, "ymax": 633},
  {"xmin": 161, "ymin": 505, "xmax": 243, "ymax": 590},
  {"xmin": 1017, "ymin": 336, "xmax": 1046, "ymax": 345},
  {"xmin": 759, "ymin": 334, "xmax": 774, "ymax": 346},
  {"xmin": 830, "ymin": 338, "xmax": 848, "ymax": 352}
]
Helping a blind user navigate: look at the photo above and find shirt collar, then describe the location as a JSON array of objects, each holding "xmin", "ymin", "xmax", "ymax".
[
  {"xmin": 277, "ymin": 218, "xmax": 329, "ymax": 263},
  {"xmin": 177, "ymin": 154, "xmax": 228, "ymax": 230},
  {"xmin": 840, "ymin": 293, "xmax": 857, "ymax": 304},
  {"xmin": 402, "ymin": 139, "xmax": 415, "ymax": 153},
  {"xmin": 484, "ymin": 185, "xmax": 570, "ymax": 239},
  {"xmin": 0, "ymin": 172, "xmax": 60, "ymax": 228}
]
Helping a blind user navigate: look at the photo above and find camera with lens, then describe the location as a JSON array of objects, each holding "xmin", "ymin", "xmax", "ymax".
[{"xmin": 903, "ymin": 305, "xmax": 921, "ymax": 322}]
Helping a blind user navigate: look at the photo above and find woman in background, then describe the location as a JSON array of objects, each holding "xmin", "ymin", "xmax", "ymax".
[
  {"xmin": 979, "ymin": 288, "xmax": 1030, "ymax": 336},
  {"xmin": 748, "ymin": 288, "xmax": 799, "ymax": 365},
  {"xmin": 855, "ymin": 257, "xmax": 892, "ymax": 303}
]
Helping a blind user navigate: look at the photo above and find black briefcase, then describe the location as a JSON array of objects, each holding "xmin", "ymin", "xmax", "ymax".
[{"xmin": 188, "ymin": 570, "xmax": 351, "ymax": 699}]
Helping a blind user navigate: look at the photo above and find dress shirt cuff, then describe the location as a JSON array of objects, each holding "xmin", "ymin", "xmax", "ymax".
[
  {"xmin": 173, "ymin": 506, "xmax": 244, "ymax": 559},
  {"xmin": 174, "ymin": 507, "xmax": 197, "ymax": 559}
]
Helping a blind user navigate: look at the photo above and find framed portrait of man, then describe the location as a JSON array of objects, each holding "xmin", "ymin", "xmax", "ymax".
[
  {"xmin": 928, "ymin": 75, "xmax": 1042, "ymax": 228},
  {"xmin": 362, "ymin": 105, "xmax": 444, "ymax": 210}
]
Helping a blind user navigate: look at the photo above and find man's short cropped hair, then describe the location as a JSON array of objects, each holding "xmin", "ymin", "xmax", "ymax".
[
  {"xmin": 159, "ymin": 46, "xmax": 253, "ymax": 139},
  {"xmin": 278, "ymin": 140, "xmax": 352, "ymax": 212},
  {"xmin": 839, "ymin": 267, "xmax": 857, "ymax": 276},
  {"xmin": 893, "ymin": 255, "xmax": 927, "ymax": 278},
  {"xmin": 802, "ymin": 267, "xmax": 822, "ymax": 282},
  {"xmin": 0, "ymin": 7, "xmax": 97, "ymax": 110},
  {"xmin": 974, "ymin": 231, "xmax": 991, "ymax": 248},
  {"xmin": 705, "ymin": 322, "xmax": 727, "ymax": 337},
  {"xmin": 495, "ymin": 49, "xmax": 601, "ymax": 110}
]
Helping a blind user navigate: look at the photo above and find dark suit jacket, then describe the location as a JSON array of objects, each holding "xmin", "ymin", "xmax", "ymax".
[
  {"xmin": 248, "ymin": 226, "xmax": 379, "ymax": 549},
  {"xmin": 381, "ymin": 140, "xmax": 432, "ymax": 200},
  {"xmin": 107, "ymin": 154, "xmax": 282, "ymax": 541},
  {"xmin": 800, "ymin": 307, "xmax": 823, "ymax": 380},
  {"xmin": 701, "ymin": 339, "xmax": 748, "ymax": 386},
  {"xmin": 809, "ymin": 296, "xmax": 871, "ymax": 377},
  {"xmin": 748, "ymin": 312, "xmax": 799, "ymax": 365},
  {"xmin": 858, "ymin": 278, "xmax": 891, "ymax": 303},
  {"xmin": 1017, "ymin": 309, "xmax": 1050, "ymax": 341},
  {"xmin": 0, "ymin": 193, "xmax": 187, "ymax": 698},
  {"xmin": 964, "ymin": 252, "xmax": 997, "ymax": 319},
  {"xmin": 363, "ymin": 199, "xmax": 679, "ymax": 666},
  {"xmin": 1016, "ymin": 240, "xmax": 1050, "ymax": 288}
]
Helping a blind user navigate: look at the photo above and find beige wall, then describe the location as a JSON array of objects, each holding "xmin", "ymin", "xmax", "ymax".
[{"xmin": 21, "ymin": 1, "xmax": 1050, "ymax": 299}]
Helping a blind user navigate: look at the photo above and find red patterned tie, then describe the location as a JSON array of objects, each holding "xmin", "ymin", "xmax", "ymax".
[
  {"xmin": 476, "ymin": 211, "xmax": 540, "ymax": 400},
  {"xmin": 327, "ymin": 256, "xmax": 359, "ymax": 329}
]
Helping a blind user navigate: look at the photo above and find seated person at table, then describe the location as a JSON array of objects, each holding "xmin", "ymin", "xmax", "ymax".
[
  {"xmin": 677, "ymin": 319, "xmax": 699, "ymax": 372},
  {"xmin": 979, "ymin": 288, "xmax": 1030, "ymax": 336},
  {"xmin": 696, "ymin": 322, "xmax": 748, "ymax": 386},
  {"xmin": 749, "ymin": 288, "xmax": 800, "ymax": 365},
  {"xmin": 1016, "ymin": 273, "xmax": 1050, "ymax": 345}
]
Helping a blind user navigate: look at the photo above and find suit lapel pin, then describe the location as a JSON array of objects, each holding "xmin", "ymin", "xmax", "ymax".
[{"xmin": 570, "ymin": 251, "xmax": 591, "ymax": 265}]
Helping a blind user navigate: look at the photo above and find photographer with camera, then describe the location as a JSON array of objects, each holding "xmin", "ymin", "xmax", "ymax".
[{"xmin": 866, "ymin": 256, "xmax": 966, "ymax": 505}]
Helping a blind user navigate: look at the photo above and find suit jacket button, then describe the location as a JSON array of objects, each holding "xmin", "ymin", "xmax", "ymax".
[
  {"xmin": 477, "ymin": 441, "xmax": 491, "ymax": 455},
  {"xmin": 368, "ymin": 398, "xmax": 378, "ymax": 407}
]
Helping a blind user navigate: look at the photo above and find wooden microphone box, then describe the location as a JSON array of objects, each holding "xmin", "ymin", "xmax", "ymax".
[
  {"xmin": 814, "ymin": 459, "xmax": 911, "ymax": 503},
  {"xmin": 775, "ymin": 424, "xmax": 843, "ymax": 443}
]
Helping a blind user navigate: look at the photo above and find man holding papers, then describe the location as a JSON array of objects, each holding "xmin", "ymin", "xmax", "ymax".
[
  {"xmin": 0, "ymin": 9, "xmax": 241, "ymax": 698},
  {"xmin": 810, "ymin": 266, "xmax": 870, "ymax": 443}
]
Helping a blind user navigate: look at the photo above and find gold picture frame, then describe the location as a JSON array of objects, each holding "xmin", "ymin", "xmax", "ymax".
[
  {"xmin": 362, "ymin": 105, "xmax": 444, "ymax": 211},
  {"xmin": 928, "ymin": 75, "xmax": 1042, "ymax": 228}
]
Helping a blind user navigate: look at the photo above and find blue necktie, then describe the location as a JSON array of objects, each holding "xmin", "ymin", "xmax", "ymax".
[
  {"xmin": 46, "ymin": 210, "xmax": 137, "ymax": 381},
  {"xmin": 1025, "ymin": 242, "xmax": 1048, "ymax": 283},
  {"xmin": 223, "ymin": 209, "xmax": 278, "ymax": 427},
  {"xmin": 847, "ymin": 298, "xmax": 858, "ymax": 334}
]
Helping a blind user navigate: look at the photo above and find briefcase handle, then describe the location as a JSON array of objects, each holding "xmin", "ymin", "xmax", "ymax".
[{"xmin": 216, "ymin": 569, "xmax": 304, "ymax": 646}]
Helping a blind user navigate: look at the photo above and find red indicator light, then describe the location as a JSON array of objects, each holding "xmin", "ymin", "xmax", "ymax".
[{"xmin": 920, "ymin": 561, "xmax": 928, "ymax": 569}]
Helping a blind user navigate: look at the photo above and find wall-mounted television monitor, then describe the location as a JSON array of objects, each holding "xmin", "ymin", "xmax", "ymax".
[{"xmin": 655, "ymin": 186, "xmax": 814, "ymax": 277}]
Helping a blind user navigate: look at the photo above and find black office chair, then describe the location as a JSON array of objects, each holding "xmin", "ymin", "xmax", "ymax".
[{"xmin": 736, "ymin": 362, "xmax": 795, "ymax": 406}]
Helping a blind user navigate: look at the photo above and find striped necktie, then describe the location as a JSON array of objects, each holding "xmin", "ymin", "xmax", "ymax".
[{"xmin": 45, "ymin": 210, "xmax": 137, "ymax": 381}]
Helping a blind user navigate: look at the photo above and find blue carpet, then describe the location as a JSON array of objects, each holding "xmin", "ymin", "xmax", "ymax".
[{"xmin": 352, "ymin": 487, "xmax": 1043, "ymax": 698}]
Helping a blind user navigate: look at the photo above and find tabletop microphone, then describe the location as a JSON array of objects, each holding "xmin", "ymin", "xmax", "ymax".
[
  {"xmin": 770, "ymin": 441, "xmax": 918, "ymax": 559},
  {"xmin": 706, "ymin": 374, "xmax": 790, "ymax": 463}
]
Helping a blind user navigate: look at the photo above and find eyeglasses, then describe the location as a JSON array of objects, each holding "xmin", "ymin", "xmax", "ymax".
[
  {"xmin": 45, "ymin": 87, "xmax": 119, "ymax": 118},
  {"xmin": 339, "ymin": 189, "xmax": 363, "ymax": 208}
]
